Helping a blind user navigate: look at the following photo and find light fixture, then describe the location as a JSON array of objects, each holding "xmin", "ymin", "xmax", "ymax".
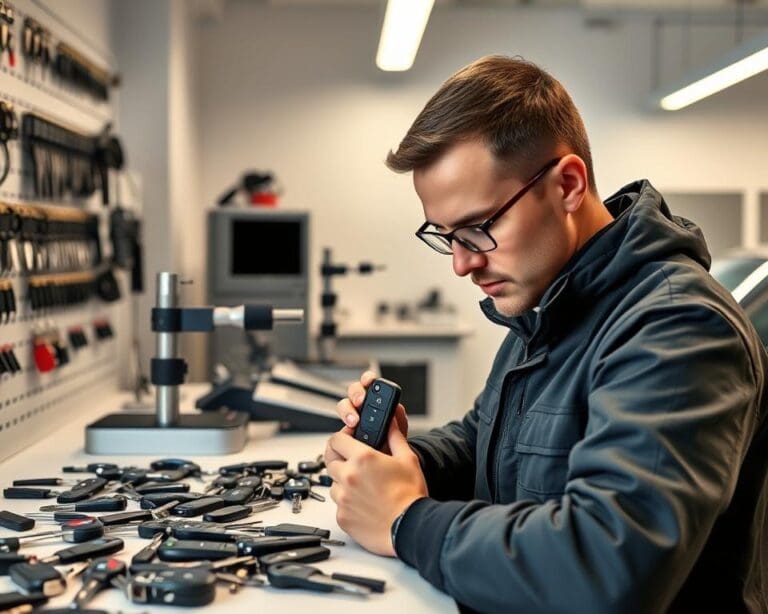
[
  {"xmin": 376, "ymin": 0, "xmax": 435, "ymax": 72},
  {"xmin": 653, "ymin": 31, "xmax": 768, "ymax": 111}
]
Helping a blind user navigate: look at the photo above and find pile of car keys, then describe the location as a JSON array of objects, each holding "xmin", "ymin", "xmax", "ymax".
[{"xmin": 0, "ymin": 456, "xmax": 386, "ymax": 610}]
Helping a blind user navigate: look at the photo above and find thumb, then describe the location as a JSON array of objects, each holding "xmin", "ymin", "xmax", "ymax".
[{"xmin": 387, "ymin": 421, "xmax": 410, "ymax": 455}]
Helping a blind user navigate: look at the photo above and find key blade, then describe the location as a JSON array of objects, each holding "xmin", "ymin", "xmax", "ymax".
[{"xmin": 311, "ymin": 573, "xmax": 371, "ymax": 596}]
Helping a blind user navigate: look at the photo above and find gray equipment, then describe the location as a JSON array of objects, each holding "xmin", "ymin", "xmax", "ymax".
[
  {"xmin": 208, "ymin": 209, "xmax": 310, "ymax": 376},
  {"xmin": 86, "ymin": 272, "xmax": 304, "ymax": 454}
]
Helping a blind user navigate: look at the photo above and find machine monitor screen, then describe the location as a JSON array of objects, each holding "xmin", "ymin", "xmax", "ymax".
[{"xmin": 231, "ymin": 219, "xmax": 303, "ymax": 275}]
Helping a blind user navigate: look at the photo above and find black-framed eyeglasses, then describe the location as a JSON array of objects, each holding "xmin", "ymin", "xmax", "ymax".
[{"xmin": 415, "ymin": 157, "xmax": 562, "ymax": 255}]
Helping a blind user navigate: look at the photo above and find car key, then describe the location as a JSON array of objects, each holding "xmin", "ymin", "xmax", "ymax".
[
  {"xmin": 284, "ymin": 478, "xmax": 325, "ymax": 513},
  {"xmin": 151, "ymin": 458, "xmax": 204, "ymax": 480},
  {"xmin": 140, "ymin": 492, "xmax": 202, "ymax": 509},
  {"xmin": 236, "ymin": 535, "xmax": 323, "ymax": 557},
  {"xmin": 219, "ymin": 487, "xmax": 255, "ymax": 505},
  {"xmin": 354, "ymin": 378, "xmax": 402, "ymax": 449},
  {"xmin": 203, "ymin": 474, "xmax": 240, "ymax": 494},
  {"xmin": 38, "ymin": 538, "xmax": 125, "ymax": 565},
  {"xmin": 158, "ymin": 537, "xmax": 238, "ymax": 561},
  {"xmin": 0, "ymin": 553, "xmax": 36, "ymax": 575},
  {"xmin": 265, "ymin": 562, "xmax": 370, "ymax": 596},
  {"xmin": 202, "ymin": 500, "xmax": 279, "ymax": 523},
  {"xmin": 71, "ymin": 557, "xmax": 126, "ymax": 608},
  {"xmin": 25, "ymin": 512, "xmax": 93, "ymax": 523},
  {"xmin": 236, "ymin": 476, "xmax": 263, "ymax": 490},
  {"xmin": 134, "ymin": 482, "xmax": 190, "ymax": 495},
  {"xmin": 219, "ymin": 460, "xmax": 288, "ymax": 475},
  {"xmin": 25, "ymin": 478, "xmax": 107, "ymax": 504},
  {"xmin": 38, "ymin": 495, "xmax": 128, "ymax": 512},
  {"xmin": 11, "ymin": 477, "xmax": 80, "ymax": 487},
  {"xmin": 171, "ymin": 496, "xmax": 227, "ymax": 517},
  {"xmin": 114, "ymin": 567, "xmax": 217, "ymax": 607},
  {"xmin": 62, "ymin": 463, "xmax": 121, "ymax": 479},
  {"xmin": 131, "ymin": 532, "xmax": 166, "ymax": 565},
  {"xmin": 297, "ymin": 456, "xmax": 325, "ymax": 474},
  {"xmin": 99, "ymin": 499, "xmax": 179, "ymax": 526},
  {"xmin": 258, "ymin": 546, "xmax": 331, "ymax": 566},
  {"xmin": 9, "ymin": 560, "xmax": 89, "ymax": 596},
  {"xmin": 0, "ymin": 589, "xmax": 47, "ymax": 610},
  {"xmin": 0, "ymin": 510, "xmax": 34, "ymax": 531}
]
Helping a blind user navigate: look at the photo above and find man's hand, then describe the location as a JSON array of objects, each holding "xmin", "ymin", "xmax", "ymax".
[
  {"xmin": 326, "ymin": 419, "xmax": 428, "ymax": 557},
  {"xmin": 324, "ymin": 370, "xmax": 408, "ymax": 465}
]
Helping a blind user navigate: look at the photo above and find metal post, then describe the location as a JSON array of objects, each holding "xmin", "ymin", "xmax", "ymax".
[{"xmin": 155, "ymin": 272, "xmax": 179, "ymax": 426}]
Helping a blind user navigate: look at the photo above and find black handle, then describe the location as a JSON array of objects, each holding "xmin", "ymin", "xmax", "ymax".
[
  {"xmin": 51, "ymin": 537, "xmax": 124, "ymax": 564},
  {"xmin": 3, "ymin": 487, "xmax": 53, "ymax": 499}
]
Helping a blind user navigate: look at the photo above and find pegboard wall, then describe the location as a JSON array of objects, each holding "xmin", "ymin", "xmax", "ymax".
[{"xmin": 0, "ymin": 0, "xmax": 132, "ymax": 462}]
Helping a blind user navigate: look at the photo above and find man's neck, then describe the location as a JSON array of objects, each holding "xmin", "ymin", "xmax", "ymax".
[{"xmin": 574, "ymin": 193, "xmax": 614, "ymax": 252}]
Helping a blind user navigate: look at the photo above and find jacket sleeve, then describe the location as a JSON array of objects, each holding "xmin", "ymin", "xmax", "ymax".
[
  {"xmin": 394, "ymin": 302, "xmax": 762, "ymax": 613},
  {"xmin": 406, "ymin": 393, "xmax": 482, "ymax": 501}
]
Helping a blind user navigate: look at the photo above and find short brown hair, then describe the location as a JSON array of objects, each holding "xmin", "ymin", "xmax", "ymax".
[{"xmin": 386, "ymin": 55, "xmax": 596, "ymax": 191}]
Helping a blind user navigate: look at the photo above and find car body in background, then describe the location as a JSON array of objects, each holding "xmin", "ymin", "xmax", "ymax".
[{"xmin": 711, "ymin": 249, "xmax": 768, "ymax": 346}]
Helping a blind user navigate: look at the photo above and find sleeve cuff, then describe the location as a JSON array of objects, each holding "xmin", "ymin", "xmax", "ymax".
[{"xmin": 393, "ymin": 496, "xmax": 466, "ymax": 590}]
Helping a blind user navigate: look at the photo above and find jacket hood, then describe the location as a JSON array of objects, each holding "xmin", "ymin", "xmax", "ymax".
[{"xmin": 481, "ymin": 179, "xmax": 712, "ymax": 332}]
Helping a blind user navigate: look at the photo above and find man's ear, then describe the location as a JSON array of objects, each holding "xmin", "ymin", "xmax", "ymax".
[{"xmin": 556, "ymin": 154, "xmax": 589, "ymax": 213}]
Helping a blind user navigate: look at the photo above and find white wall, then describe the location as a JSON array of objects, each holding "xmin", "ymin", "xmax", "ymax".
[
  {"xmin": 191, "ymin": 2, "xmax": 768, "ymax": 413},
  {"xmin": 112, "ymin": 0, "xmax": 204, "ymax": 380}
]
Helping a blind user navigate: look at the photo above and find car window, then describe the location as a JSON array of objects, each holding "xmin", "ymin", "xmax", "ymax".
[{"xmin": 711, "ymin": 258, "xmax": 767, "ymax": 292}]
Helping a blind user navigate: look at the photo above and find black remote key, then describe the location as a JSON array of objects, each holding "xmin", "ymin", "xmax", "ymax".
[
  {"xmin": 140, "ymin": 492, "xmax": 202, "ymax": 509},
  {"xmin": 236, "ymin": 535, "xmax": 322, "ymax": 557},
  {"xmin": 126, "ymin": 568, "xmax": 216, "ymax": 606},
  {"xmin": 0, "ymin": 552, "xmax": 33, "ymax": 575},
  {"xmin": 264, "ymin": 523, "xmax": 331, "ymax": 539},
  {"xmin": 203, "ymin": 504, "xmax": 252, "ymax": 523},
  {"xmin": 171, "ymin": 496, "xmax": 227, "ymax": 517},
  {"xmin": 353, "ymin": 378, "xmax": 401, "ymax": 449},
  {"xmin": 10, "ymin": 562, "xmax": 68, "ymax": 595},
  {"xmin": 4, "ymin": 487, "xmax": 54, "ymax": 499},
  {"xmin": 158, "ymin": 538, "xmax": 238, "ymax": 561},
  {"xmin": 0, "ymin": 589, "xmax": 48, "ymax": 609},
  {"xmin": 40, "ymin": 537, "xmax": 124, "ymax": 565},
  {"xmin": 258, "ymin": 546, "xmax": 330, "ymax": 566},
  {"xmin": 220, "ymin": 487, "xmax": 255, "ymax": 505},
  {"xmin": 56, "ymin": 477, "xmax": 108, "ymax": 503},
  {"xmin": 0, "ymin": 510, "xmax": 34, "ymax": 531},
  {"xmin": 134, "ymin": 481, "xmax": 190, "ymax": 495}
]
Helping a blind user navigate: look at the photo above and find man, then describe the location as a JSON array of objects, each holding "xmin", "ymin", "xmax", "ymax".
[{"xmin": 324, "ymin": 55, "xmax": 768, "ymax": 613}]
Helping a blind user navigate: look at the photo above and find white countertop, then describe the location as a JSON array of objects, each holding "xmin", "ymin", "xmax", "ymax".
[{"xmin": 0, "ymin": 386, "xmax": 457, "ymax": 612}]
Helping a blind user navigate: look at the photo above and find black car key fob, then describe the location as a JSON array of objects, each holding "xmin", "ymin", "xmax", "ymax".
[
  {"xmin": 140, "ymin": 491, "xmax": 201, "ymax": 509},
  {"xmin": 0, "ymin": 510, "xmax": 34, "ymax": 531},
  {"xmin": 127, "ymin": 567, "xmax": 217, "ymax": 607},
  {"xmin": 158, "ymin": 537, "xmax": 237, "ymax": 561},
  {"xmin": 353, "ymin": 378, "xmax": 401, "ymax": 450},
  {"xmin": 171, "ymin": 496, "xmax": 227, "ymax": 517}
]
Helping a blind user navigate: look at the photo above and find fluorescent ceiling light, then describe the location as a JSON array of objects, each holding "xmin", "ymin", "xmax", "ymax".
[
  {"xmin": 376, "ymin": 0, "xmax": 435, "ymax": 72},
  {"xmin": 654, "ymin": 32, "xmax": 768, "ymax": 111}
]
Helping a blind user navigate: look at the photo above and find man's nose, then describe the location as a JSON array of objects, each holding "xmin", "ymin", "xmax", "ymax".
[{"xmin": 452, "ymin": 242, "xmax": 487, "ymax": 277}]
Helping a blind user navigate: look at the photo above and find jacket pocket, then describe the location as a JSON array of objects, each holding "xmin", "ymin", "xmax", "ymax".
[
  {"xmin": 514, "ymin": 406, "xmax": 583, "ymax": 497},
  {"xmin": 476, "ymin": 384, "xmax": 501, "ymax": 425}
]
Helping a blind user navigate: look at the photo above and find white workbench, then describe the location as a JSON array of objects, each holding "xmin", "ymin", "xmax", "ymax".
[{"xmin": 0, "ymin": 386, "xmax": 457, "ymax": 612}]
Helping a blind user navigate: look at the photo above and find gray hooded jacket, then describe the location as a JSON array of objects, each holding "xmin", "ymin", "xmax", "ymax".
[{"xmin": 395, "ymin": 180, "xmax": 768, "ymax": 613}]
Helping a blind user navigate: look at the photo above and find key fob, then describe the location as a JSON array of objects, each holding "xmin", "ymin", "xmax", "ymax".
[
  {"xmin": 258, "ymin": 546, "xmax": 331, "ymax": 566},
  {"xmin": 135, "ymin": 481, "xmax": 191, "ymax": 495},
  {"xmin": 236, "ymin": 535, "xmax": 322, "ymax": 557},
  {"xmin": 140, "ymin": 492, "xmax": 202, "ymax": 509},
  {"xmin": 169, "ymin": 523, "xmax": 233, "ymax": 542},
  {"xmin": 264, "ymin": 523, "xmax": 331, "ymax": 539},
  {"xmin": 157, "ymin": 538, "xmax": 238, "ymax": 562},
  {"xmin": 353, "ymin": 378, "xmax": 401, "ymax": 450},
  {"xmin": 0, "ymin": 553, "xmax": 32, "ymax": 575},
  {"xmin": 56, "ymin": 477, "xmax": 108, "ymax": 503},
  {"xmin": 171, "ymin": 496, "xmax": 227, "ymax": 517},
  {"xmin": 128, "ymin": 568, "xmax": 217, "ymax": 607},
  {"xmin": 9, "ymin": 562, "xmax": 64, "ymax": 596},
  {"xmin": 203, "ymin": 504, "xmax": 252, "ymax": 523},
  {"xmin": 220, "ymin": 487, "xmax": 254, "ymax": 505},
  {"xmin": 0, "ymin": 510, "xmax": 34, "ymax": 531}
]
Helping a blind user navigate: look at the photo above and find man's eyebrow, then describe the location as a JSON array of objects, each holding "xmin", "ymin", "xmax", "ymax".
[{"xmin": 427, "ymin": 206, "xmax": 495, "ymax": 231}]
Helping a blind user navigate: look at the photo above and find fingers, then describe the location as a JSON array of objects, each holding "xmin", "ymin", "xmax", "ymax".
[
  {"xmin": 340, "ymin": 371, "xmax": 378, "ymax": 427},
  {"xmin": 387, "ymin": 422, "xmax": 410, "ymax": 455},
  {"xmin": 324, "ymin": 425, "xmax": 355, "ymax": 464},
  {"xmin": 393, "ymin": 404, "xmax": 408, "ymax": 438},
  {"xmin": 327, "ymin": 429, "xmax": 373, "ymax": 462},
  {"xmin": 337, "ymin": 398, "xmax": 360, "ymax": 428}
]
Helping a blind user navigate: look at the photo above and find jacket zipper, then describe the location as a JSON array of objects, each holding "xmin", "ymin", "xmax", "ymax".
[{"xmin": 490, "ymin": 339, "xmax": 531, "ymax": 502}]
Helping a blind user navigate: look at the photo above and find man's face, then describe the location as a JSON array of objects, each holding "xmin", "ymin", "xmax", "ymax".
[{"xmin": 414, "ymin": 140, "xmax": 576, "ymax": 317}]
